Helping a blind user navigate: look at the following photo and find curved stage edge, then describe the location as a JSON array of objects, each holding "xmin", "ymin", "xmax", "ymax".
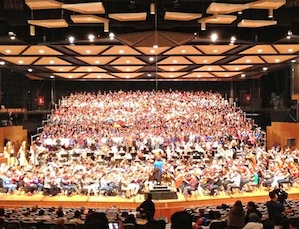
[{"xmin": 0, "ymin": 188, "xmax": 299, "ymax": 220}]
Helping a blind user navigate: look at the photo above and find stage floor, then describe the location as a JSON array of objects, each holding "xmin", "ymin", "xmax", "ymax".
[{"xmin": 0, "ymin": 188, "xmax": 299, "ymax": 220}]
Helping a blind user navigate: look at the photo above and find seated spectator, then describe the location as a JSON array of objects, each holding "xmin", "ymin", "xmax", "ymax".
[
  {"xmin": 243, "ymin": 213, "xmax": 263, "ymax": 229},
  {"xmin": 228, "ymin": 200, "xmax": 245, "ymax": 229},
  {"xmin": 245, "ymin": 202, "xmax": 262, "ymax": 224},
  {"xmin": 69, "ymin": 210, "xmax": 84, "ymax": 224},
  {"xmin": 171, "ymin": 211, "xmax": 192, "ymax": 229}
]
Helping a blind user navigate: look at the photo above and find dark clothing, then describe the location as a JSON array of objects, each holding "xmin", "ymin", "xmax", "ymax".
[
  {"xmin": 139, "ymin": 199, "xmax": 155, "ymax": 218},
  {"xmin": 266, "ymin": 200, "xmax": 285, "ymax": 221},
  {"xmin": 245, "ymin": 208, "xmax": 262, "ymax": 223}
]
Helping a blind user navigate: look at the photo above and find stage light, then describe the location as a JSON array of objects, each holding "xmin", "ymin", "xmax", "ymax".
[
  {"xmin": 263, "ymin": 67, "xmax": 268, "ymax": 71},
  {"xmin": 8, "ymin": 31, "xmax": 16, "ymax": 40},
  {"xmin": 153, "ymin": 44, "xmax": 158, "ymax": 49},
  {"xmin": 291, "ymin": 60, "xmax": 296, "ymax": 63},
  {"xmin": 287, "ymin": 30, "xmax": 292, "ymax": 39},
  {"xmin": 211, "ymin": 33, "xmax": 218, "ymax": 42},
  {"xmin": 109, "ymin": 33, "xmax": 115, "ymax": 40},
  {"xmin": 201, "ymin": 22, "xmax": 206, "ymax": 31},
  {"xmin": 230, "ymin": 36, "xmax": 236, "ymax": 45},
  {"xmin": 50, "ymin": 75, "xmax": 55, "ymax": 79},
  {"xmin": 28, "ymin": 68, "xmax": 33, "ymax": 72},
  {"xmin": 147, "ymin": 73, "xmax": 152, "ymax": 77},
  {"xmin": 241, "ymin": 74, "xmax": 246, "ymax": 78},
  {"xmin": 88, "ymin": 34, "xmax": 95, "ymax": 42},
  {"xmin": 150, "ymin": 3, "xmax": 155, "ymax": 14},
  {"xmin": 0, "ymin": 61, "xmax": 5, "ymax": 66},
  {"xmin": 68, "ymin": 36, "xmax": 75, "ymax": 44},
  {"xmin": 149, "ymin": 57, "xmax": 155, "ymax": 62}
]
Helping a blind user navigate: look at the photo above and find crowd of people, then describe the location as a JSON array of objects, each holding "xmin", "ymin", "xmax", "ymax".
[{"xmin": 0, "ymin": 90, "xmax": 298, "ymax": 198}]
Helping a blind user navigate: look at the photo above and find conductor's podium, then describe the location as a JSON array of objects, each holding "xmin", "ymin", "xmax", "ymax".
[{"xmin": 148, "ymin": 185, "xmax": 178, "ymax": 200}]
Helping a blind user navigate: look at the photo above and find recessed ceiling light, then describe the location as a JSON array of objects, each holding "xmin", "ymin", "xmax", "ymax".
[
  {"xmin": 86, "ymin": 50, "xmax": 91, "ymax": 54},
  {"xmin": 257, "ymin": 49, "xmax": 263, "ymax": 53},
  {"xmin": 149, "ymin": 57, "xmax": 154, "ymax": 62},
  {"xmin": 235, "ymin": 67, "xmax": 239, "ymax": 70},
  {"xmin": 241, "ymin": 74, "xmax": 246, "ymax": 78},
  {"xmin": 173, "ymin": 60, "xmax": 178, "ymax": 64},
  {"xmin": 197, "ymin": 74, "xmax": 201, "ymax": 77},
  {"xmin": 28, "ymin": 68, "xmax": 33, "ymax": 72},
  {"xmin": 263, "ymin": 67, "xmax": 268, "ymax": 71},
  {"xmin": 49, "ymin": 60, "xmax": 55, "ymax": 64},
  {"xmin": 125, "ymin": 75, "xmax": 130, "ymax": 78},
  {"xmin": 225, "ymin": 74, "xmax": 229, "ymax": 77},
  {"xmin": 68, "ymin": 75, "xmax": 73, "ymax": 78},
  {"xmin": 59, "ymin": 68, "xmax": 64, "ymax": 71},
  {"xmin": 126, "ymin": 68, "xmax": 131, "ymax": 71},
  {"xmin": 126, "ymin": 60, "xmax": 130, "ymax": 64},
  {"xmin": 5, "ymin": 50, "xmax": 11, "ymax": 54},
  {"xmin": 288, "ymin": 49, "xmax": 294, "ymax": 52},
  {"xmin": 87, "ymin": 68, "xmax": 92, "ymax": 72},
  {"xmin": 109, "ymin": 33, "xmax": 115, "ymax": 40},
  {"xmin": 18, "ymin": 60, "xmax": 24, "ymax": 64},
  {"xmin": 213, "ymin": 49, "xmax": 218, "ymax": 53},
  {"xmin": 95, "ymin": 60, "xmax": 100, "ymax": 64},
  {"xmin": 68, "ymin": 36, "xmax": 75, "ymax": 44},
  {"xmin": 210, "ymin": 33, "xmax": 218, "ymax": 42},
  {"xmin": 88, "ymin": 34, "xmax": 95, "ymax": 42},
  {"xmin": 150, "ymin": 49, "xmax": 155, "ymax": 54},
  {"xmin": 246, "ymin": 59, "xmax": 251, "ymax": 63},
  {"xmin": 97, "ymin": 75, "xmax": 102, "ymax": 78},
  {"xmin": 147, "ymin": 73, "xmax": 152, "ymax": 77},
  {"xmin": 170, "ymin": 75, "xmax": 174, "ymax": 77},
  {"xmin": 119, "ymin": 50, "xmax": 124, "ymax": 54},
  {"xmin": 153, "ymin": 45, "xmax": 158, "ymax": 49},
  {"xmin": 208, "ymin": 67, "xmax": 212, "ymax": 71},
  {"xmin": 39, "ymin": 50, "xmax": 44, "ymax": 54},
  {"xmin": 170, "ymin": 68, "xmax": 175, "ymax": 71},
  {"xmin": 291, "ymin": 59, "xmax": 296, "ymax": 63},
  {"xmin": 275, "ymin": 59, "xmax": 280, "ymax": 63},
  {"xmin": 50, "ymin": 75, "xmax": 55, "ymax": 79},
  {"xmin": 203, "ymin": 60, "xmax": 208, "ymax": 63},
  {"xmin": 181, "ymin": 49, "xmax": 186, "ymax": 53},
  {"xmin": 0, "ymin": 61, "xmax": 5, "ymax": 65}
]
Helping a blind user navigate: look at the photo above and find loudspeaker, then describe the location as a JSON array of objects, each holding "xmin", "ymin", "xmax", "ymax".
[{"xmin": 287, "ymin": 138, "xmax": 296, "ymax": 147}]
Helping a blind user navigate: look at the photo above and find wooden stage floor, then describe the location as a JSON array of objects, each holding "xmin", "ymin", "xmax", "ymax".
[{"xmin": 1, "ymin": 188, "xmax": 299, "ymax": 220}]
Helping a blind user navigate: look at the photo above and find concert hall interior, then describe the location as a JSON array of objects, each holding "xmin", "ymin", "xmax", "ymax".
[{"xmin": 1, "ymin": 0, "xmax": 299, "ymax": 228}]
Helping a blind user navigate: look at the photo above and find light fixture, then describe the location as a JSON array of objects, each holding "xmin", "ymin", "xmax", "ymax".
[
  {"xmin": 28, "ymin": 68, "xmax": 33, "ymax": 72},
  {"xmin": 0, "ymin": 61, "xmax": 5, "ymax": 66},
  {"xmin": 18, "ymin": 60, "xmax": 24, "ymax": 64},
  {"xmin": 173, "ymin": 60, "xmax": 178, "ymax": 64},
  {"xmin": 235, "ymin": 67, "xmax": 239, "ymax": 71},
  {"xmin": 109, "ymin": 33, "xmax": 115, "ymax": 40},
  {"xmin": 49, "ymin": 60, "xmax": 55, "ymax": 64},
  {"xmin": 241, "ymin": 74, "xmax": 246, "ymax": 78},
  {"xmin": 30, "ymin": 25, "xmax": 35, "ymax": 36},
  {"xmin": 291, "ymin": 59, "xmax": 296, "ymax": 63},
  {"xmin": 149, "ymin": 57, "xmax": 155, "ymax": 62},
  {"xmin": 150, "ymin": 3, "xmax": 155, "ymax": 14},
  {"xmin": 288, "ymin": 49, "xmax": 293, "ymax": 53},
  {"xmin": 88, "ymin": 34, "xmax": 95, "ymax": 42},
  {"xmin": 225, "ymin": 74, "xmax": 229, "ymax": 77},
  {"xmin": 275, "ymin": 59, "xmax": 280, "ymax": 63},
  {"xmin": 86, "ymin": 50, "xmax": 91, "ymax": 54},
  {"xmin": 201, "ymin": 22, "xmax": 206, "ymax": 31},
  {"xmin": 5, "ymin": 50, "xmax": 11, "ymax": 54},
  {"xmin": 68, "ymin": 36, "xmax": 75, "ymax": 44},
  {"xmin": 68, "ymin": 75, "xmax": 73, "ymax": 78},
  {"xmin": 230, "ymin": 36, "xmax": 236, "ymax": 45},
  {"xmin": 97, "ymin": 75, "xmax": 102, "ymax": 79},
  {"xmin": 150, "ymin": 49, "xmax": 155, "ymax": 54},
  {"xmin": 246, "ymin": 59, "xmax": 251, "ymax": 63},
  {"xmin": 208, "ymin": 67, "xmax": 212, "ymax": 71},
  {"xmin": 210, "ymin": 33, "xmax": 218, "ymax": 42},
  {"xmin": 119, "ymin": 50, "xmax": 124, "ymax": 54},
  {"xmin": 87, "ymin": 68, "xmax": 92, "ymax": 72},
  {"xmin": 50, "ymin": 75, "xmax": 55, "ymax": 79},
  {"xmin": 126, "ymin": 60, "xmax": 130, "ymax": 64},
  {"xmin": 170, "ymin": 68, "xmax": 175, "ymax": 71},
  {"xmin": 213, "ymin": 49, "xmax": 218, "ymax": 53},
  {"xmin": 197, "ymin": 74, "xmax": 201, "ymax": 78},
  {"xmin": 287, "ymin": 30, "xmax": 292, "ymax": 39},
  {"xmin": 257, "ymin": 49, "xmax": 263, "ymax": 53},
  {"xmin": 153, "ymin": 44, "xmax": 158, "ymax": 49},
  {"xmin": 181, "ymin": 49, "xmax": 186, "ymax": 53},
  {"xmin": 203, "ymin": 60, "xmax": 208, "ymax": 63},
  {"xmin": 59, "ymin": 68, "xmax": 64, "ymax": 71},
  {"xmin": 268, "ymin": 9, "xmax": 273, "ymax": 18},
  {"xmin": 263, "ymin": 67, "xmax": 268, "ymax": 71},
  {"xmin": 147, "ymin": 73, "xmax": 152, "ymax": 77},
  {"xmin": 104, "ymin": 22, "xmax": 109, "ymax": 32},
  {"xmin": 8, "ymin": 32, "xmax": 16, "ymax": 40},
  {"xmin": 95, "ymin": 60, "xmax": 100, "ymax": 64},
  {"xmin": 126, "ymin": 68, "xmax": 131, "ymax": 72},
  {"xmin": 39, "ymin": 50, "xmax": 44, "ymax": 54}
]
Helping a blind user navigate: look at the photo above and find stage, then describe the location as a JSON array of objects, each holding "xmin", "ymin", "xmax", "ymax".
[{"xmin": 1, "ymin": 188, "xmax": 299, "ymax": 220}]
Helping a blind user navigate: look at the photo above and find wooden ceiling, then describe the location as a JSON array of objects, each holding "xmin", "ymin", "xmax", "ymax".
[{"xmin": 0, "ymin": 0, "xmax": 298, "ymax": 81}]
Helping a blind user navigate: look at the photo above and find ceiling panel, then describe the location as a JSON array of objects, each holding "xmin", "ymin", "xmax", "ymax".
[
  {"xmin": 187, "ymin": 56, "xmax": 225, "ymax": 64},
  {"xmin": 222, "ymin": 65, "xmax": 253, "ymax": 71},
  {"xmin": 261, "ymin": 55, "xmax": 297, "ymax": 63},
  {"xmin": 0, "ymin": 57, "xmax": 38, "ymax": 65},
  {"xmin": 183, "ymin": 72, "xmax": 215, "ymax": 78},
  {"xmin": 157, "ymin": 72, "xmax": 186, "ymax": 78},
  {"xmin": 241, "ymin": 45, "xmax": 277, "ymax": 54},
  {"xmin": 0, "ymin": 46, "xmax": 28, "ymax": 55},
  {"xmin": 45, "ymin": 66, "xmax": 76, "ymax": 72},
  {"xmin": 83, "ymin": 73, "xmax": 116, "ymax": 79},
  {"xmin": 158, "ymin": 66, "xmax": 188, "ymax": 71},
  {"xmin": 213, "ymin": 72, "xmax": 242, "ymax": 77},
  {"xmin": 164, "ymin": 12, "xmax": 202, "ymax": 21},
  {"xmin": 70, "ymin": 15, "xmax": 108, "ymax": 24},
  {"xmin": 158, "ymin": 57, "xmax": 192, "ymax": 65},
  {"xmin": 196, "ymin": 45, "xmax": 237, "ymax": 54},
  {"xmin": 274, "ymin": 45, "xmax": 299, "ymax": 54},
  {"xmin": 34, "ymin": 57, "xmax": 71, "ymax": 65},
  {"xmin": 248, "ymin": 0, "xmax": 286, "ymax": 9},
  {"xmin": 73, "ymin": 66, "xmax": 106, "ymax": 73},
  {"xmin": 76, "ymin": 57, "xmax": 116, "ymax": 65},
  {"xmin": 23, "ymin": 46, "xmax": 62, "ymax": 55},
  {"xmin": 238, "ymin": 19, "xmax": 277, "ymax": 28},
  {"xmin": 112, "ymin": 73, "xmax": 143, "ymax": 79},
  {"xmin": 206, "ymin": 2, "xmax": 247, "ymax": 14},
  {"xmin": 54, "ymin": 73, "xmax": 85, "ymax": 79},
  {"xmin": 25, "ymin": 0, "xmax": 63, "ymax": 10},
  {"xmin": 110, "ymin": 57, "xmax": 145, "ymax": 65},
  {"xmin": 164, "ymin": 46, "xmax": 202, "ymax": 55},
  {"xmin": 136, "ymin": 47, "xmax": 170, "ymax": 55},
  {"xmin": 200, "ymin": 15, "xmax": 237, "ymax": 24},
  {"xmin": 109, "ymin": 13, "xmax": 147, "ymax": 22},
  {"xmin": 194, "ymin": 65, "xmax": 225, "ymax": 71},
  {"xmin": 62, "ymin": 2, "xmax": 105, "ymax": 14},
  {"xmin": 66, "ymin": 46, "xmax": 109, "ymax": 55},
  {"xmin": 102, "ymin": 46, "xmax": 141, "ymax": 55},
  {"xmin": 113, "ymin": 66, "xmax": 143, "ymax": 72},
  {"xmin": 28, "ymin": 19, "xmax": 68, "ymax": 28},
  {"xmin": 230, "ymin": 56, "xmax": 265, "ymax": 64}
]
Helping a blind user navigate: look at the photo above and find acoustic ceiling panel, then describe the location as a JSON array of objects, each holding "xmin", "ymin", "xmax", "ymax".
[
  {"xmin": 45, "ymin": 66, "xmax": 76, "ymax": 72},
  {"xmin": 164, "ymin": 12, "xmax": 202, "ymax": 21},
  {"xmin": 230, "ymin": 56, "xmax": 265, "ymax": 64},
  {"xmin": 109, "ymin": 13, "xmax": 147, "ymax": 21},
  {"xmin": 273, "ymin": 45, "xmax": 299, "ymax": 54},
  {"xmin": 158, "ymin": 66, "xmax": 188, "ymax": 72},
  {"xmin": 241, "ymin": 45, "xmax": 277, "ymax": 54},
  {"xmin": 157, "ymin": 72, "xmax": 186, "ymax": 78},
  {"xmin": 28, "ymin": 19, "xmax": 68, "ymax": 28},
  {"xmin": 187, "ymin": 56, "xmax": 225, "ymax": 64},
  {"xmin": 25, "ymin": 0, "xmax": 63, "ymax": 10},
  {"xmin": 238, "ymin": 19, "xmax": 277, "ymax": 28},
  {"xmin": 34, "ymin": 57, "xmax": 71, "ymax": 65},
  {"xmin": 0, "ymin": 46, "xmax": 28, "ymax": 55},
  {"xmin": 206, "ymin": 2, "xmax": 248, "ymax": 14},
  {"xmin": 70, "ymin": 15, "xmax": 108, "ymax": 24},
  {"xmin": 261, "ymin": 55, "xmax": 297, "ymax": 63},
  {"xmin": 76, "ymin": 57, "xmax": 116, "ymax": 65},
  {"xmin": 54, "ymin": 73, "xmax": 85, "ymax": 79},
  {"xmin": 23, "ymin": 46, "xmax": 62, "ymax": 55},
  {"xmin": 194, "ymin": 65, "xmax": 225, "ymax": 72},
  {"xmin": 66, "ymin": 46, "xmax": 109, "ymax": 55},
  {"xmin": 62, "ymin": 2, "xmax": 105, "ymax": 14},
  {"xmin": 83, "ymin": 73, "xmax": 115, "ymax": 79},
  {"xmin": 164, "ymin": 46, "xmax": 202, "ymax": 55},
  {"xmin": 196, "ymin": 45, "xmax": 237, "ymax": 54},
  {"xmin": 158, "ymin": 57, "xmax": 192, "ymax": 65},
  {"xmin": 112, "ymin": 73, "xmax": 143, "ymax": 79},
  {"xmin": 110, "ymin": 57, "xmax": 145, "ymax": 65},
  {"xmin": 102, "ymin": 46, "xmax": 141, "ymax": 55},
  {"xmin": 0, "ymin": 57, "xmax": 38, "ymax": 65},
  {"xmin": 182, "ymin": 72, "xmax": 215, "ymax": 78},
  {"xmin": 73, "ymin": 66, "xmax": 106, "ymax": 73},
  {"xmin": 248, "ymin": 0, "xmax": 286, "ymax": 9}
]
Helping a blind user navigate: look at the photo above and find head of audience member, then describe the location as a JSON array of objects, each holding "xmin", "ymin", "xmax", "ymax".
[
  {"xmin": 248, "ymin": 213, "xmax": 260, "ymax": 223},
  {"xmin": 231, "ymin": 200, "xmax": 244, "ymax": 215},
  {"xmin": 38, "ymin": 209, "xmax": 45, "ymax": 216},
  {"xmin": 247, "ymin": 201, "xmax": 257, "ymax": 211},
  {"xmin": 171, "ymin": 211, "xmax": 192, "ymax": 229},
  {"xmin": 214, "ymin": 211, "xmax": 221, "ymax": 220},
  {"xmin": 74, "ymin": 210, "xmax": 81, "ymax": 219},
  {"xmin": 84, "ymin": 212, "xmax": 109, "ymax": 229},
  {"xmin": 0, "ymin": 208, "xmax": 5, "ymax": 217},
  {"xmin": 56, "ymin": 209, "xmax": 64, "ymax": 218},
  {"xmin": 269, "ymin": 191, "xmax": 278, "ymax": 201}
]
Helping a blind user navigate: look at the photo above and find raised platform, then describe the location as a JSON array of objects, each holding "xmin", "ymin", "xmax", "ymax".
[{"xmin": 0, "ymin": 188, "xmax": 299, "ymax": 220}]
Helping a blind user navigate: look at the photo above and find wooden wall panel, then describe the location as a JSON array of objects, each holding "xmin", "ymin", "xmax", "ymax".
[
  {"xmin": 0, "ymin": 126, "xmax": 27, "ymax": 154},
  {"xmin": 267, "ymin": 122, "xmax": 299, "ymax": 149}
]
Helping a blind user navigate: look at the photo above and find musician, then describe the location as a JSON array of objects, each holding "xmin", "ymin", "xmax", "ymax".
[
  {"xmin": 153, "ymin": 157, "xmax": 164, "ymax": 184},
  {"xmin": 18, "ymin": 141, "xmax": 28, "ymax": 166}
]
